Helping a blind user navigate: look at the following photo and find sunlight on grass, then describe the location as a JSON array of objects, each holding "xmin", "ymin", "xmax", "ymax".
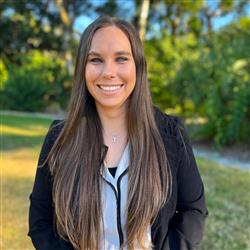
[
  {"xmin": 2, "ymin": 148, "xmax": 40, "ymax": 249},
  {"xmin": 3, "ymin": 149, "xmax": 38, "ymax": 178},
  {"xmin": 1, "ymin": 124, "xmax": 48, "ymax": 136}
]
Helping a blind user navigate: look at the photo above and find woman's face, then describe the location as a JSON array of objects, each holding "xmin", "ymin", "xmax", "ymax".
[{"xmin": 85, "ymin": 26, "xmax": 136, "ymax": 113}]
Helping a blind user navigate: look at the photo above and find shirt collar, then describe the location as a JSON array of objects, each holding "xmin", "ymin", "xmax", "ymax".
[{"xmin": 100, "ymin": 143, "xmax": 130, "ymax": 185}]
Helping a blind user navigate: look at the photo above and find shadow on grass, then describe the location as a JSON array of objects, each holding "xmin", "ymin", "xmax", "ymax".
[
  {"xmin": 2, "ymin": 114, "xmax": 53, "ymax": 129},
  {"xmin": 1, "ymin": 133, "xmax": 46, "ymax": 151},
  {"xmin": 1, "ymin": 114, "xmax": 54, "ymax": 151}
]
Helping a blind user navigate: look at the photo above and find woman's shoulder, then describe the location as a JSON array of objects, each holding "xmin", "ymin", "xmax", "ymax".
[
  {"xmin": 153, "ymin": 106, "xmax": 185, "ymax": 140},
  {"xmin": 46, "ymin": 119, "xmax": 65, "ymax": 138},
  {"xmin": 38, "ymin": 120, "xmax": 65, "ymax": 160}
]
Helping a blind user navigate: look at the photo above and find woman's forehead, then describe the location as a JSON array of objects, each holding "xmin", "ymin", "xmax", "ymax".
[{"xmin": 89, "ymin": 26, "xmax": 132, "ymax": 54}]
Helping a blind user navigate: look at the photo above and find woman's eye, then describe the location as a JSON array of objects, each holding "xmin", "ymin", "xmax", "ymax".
[
  {"xmin": 89, "ymin": 58, "xmax": 102, "ymax": 64},
  {"xmin": 116, "ymin": 57, "xmax": 128, "ymax": 63}
]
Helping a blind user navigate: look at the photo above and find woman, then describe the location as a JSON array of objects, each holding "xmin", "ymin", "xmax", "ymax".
[{"xmin": 28, "ymin": 16, "xmax": 208, "ymax": 250}]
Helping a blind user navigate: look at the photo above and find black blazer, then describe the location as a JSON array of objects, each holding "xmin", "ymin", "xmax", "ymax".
[{"xmin": 28, "ymin": 107, "xmax": 208, "ymax": 250}]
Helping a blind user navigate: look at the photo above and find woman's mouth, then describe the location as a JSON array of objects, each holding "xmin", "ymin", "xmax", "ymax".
[{"xmin": 97, "ymin": 84, "xmax": 124, "ymax": 93}]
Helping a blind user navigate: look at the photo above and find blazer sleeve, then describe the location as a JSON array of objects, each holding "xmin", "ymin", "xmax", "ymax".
[
  {"xmin": 28, "ymin": 120, "xmax": 74, "ymax": 250},
  {"xmin": 167, "ymin": 118, "xmax": 208, "ymax": 250}
]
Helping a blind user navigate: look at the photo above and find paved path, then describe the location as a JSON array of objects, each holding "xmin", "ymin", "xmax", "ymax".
[
  {"xmin": 193, "ymin": 147, "xmax": 250, "ymax": 170},
  {"xmin": 1, "ymin": 110, "xmax": 65, "ymax": 120}
]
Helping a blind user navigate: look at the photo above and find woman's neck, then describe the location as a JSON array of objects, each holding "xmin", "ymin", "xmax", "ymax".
[
  {"xmin": 96, "ymin": 105, "xmax": 128, "ymax": 145},
  {"xmin": 96, "ymin": 105, "xmax": 128, "ymax": 167}
]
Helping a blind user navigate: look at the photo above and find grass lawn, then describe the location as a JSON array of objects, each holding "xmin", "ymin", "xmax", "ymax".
[{"xmin": 1, "ymin": 113, "xmax": 250, "ymax": 249}]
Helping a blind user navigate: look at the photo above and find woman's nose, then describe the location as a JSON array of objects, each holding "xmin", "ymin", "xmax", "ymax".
[{"xmin": 102, "ymin": 61, "xmax": 116, "ymax": 79}]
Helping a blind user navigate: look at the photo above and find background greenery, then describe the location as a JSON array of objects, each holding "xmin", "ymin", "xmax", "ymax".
[{"xmin": 0, "ymin": 0, "xmax": 249, "ymax": 146}]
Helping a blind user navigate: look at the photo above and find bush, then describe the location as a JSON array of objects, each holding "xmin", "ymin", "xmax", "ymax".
[
  {"xmin": 2, "ymin": 68, "xmax": 49, "ymax": 111},
  {"xmin": 201, "ymin": 26, "xmax": 250, "ymax": 145},
  {"xmin": 1, "ymin": 50, "xmax": 71, "ymax": 112}
]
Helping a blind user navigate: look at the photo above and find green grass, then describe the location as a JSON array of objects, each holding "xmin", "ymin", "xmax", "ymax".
[
  {"xmin": 1, "ymin": 114, "xmax": 53, "ymax": 250},
  {"xmin": 1, "ymin": 113, "xmax": 250, "ymax": 249},
  {"xmin": 1, "ymin": 114, "xmax": 52, "ymax": 152},
  {"xmin": 198, "ymin": 158, "xmax": 250, "ymax": 250}
]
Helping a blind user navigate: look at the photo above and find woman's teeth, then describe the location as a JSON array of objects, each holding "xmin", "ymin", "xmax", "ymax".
[{"xmin": 98, "ymin": 84, "xmax": 123, "ymax": 91}]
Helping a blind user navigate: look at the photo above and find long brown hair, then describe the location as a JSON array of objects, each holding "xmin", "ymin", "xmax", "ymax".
[{"xmin": 43, "ymin": 16, "xmax": 171, "ymax": 250}]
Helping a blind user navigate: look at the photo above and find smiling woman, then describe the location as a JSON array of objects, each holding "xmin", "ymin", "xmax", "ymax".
[{"xmin": 28, "ymin": 16, "xmax": 208, "ymax": 250}]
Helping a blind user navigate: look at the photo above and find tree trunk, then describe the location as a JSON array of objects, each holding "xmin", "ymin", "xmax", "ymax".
[
  {"xmin": 139, "ymin": 0, "xmax": 150, "ymax": 41},
  {"xmin": 54, "ymin": 0, "xmax": 74, "ymax": 74}
]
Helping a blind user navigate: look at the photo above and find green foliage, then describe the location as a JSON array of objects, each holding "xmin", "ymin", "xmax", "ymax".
[
  {"xmin": 0, "ymin": 59, "xmax": 8, "ymax": 90},
  {"xmin": 0, "ymin": 0, "xmax": 71, "ymax": 62},
  {"xmin": 201, "ymin": 23, "xmax": 250, "ymax": 145},
  {"xmin": 2, "ymin": 67, "xmax": 48, "ymax": 111},
  {"xmin": 187, "ymin": 15, "xmax": 203, "ymax": 36},
  {"xmin": 145, "ymin": 17, "xmax": 250, "ymax": 145},
  {"xmin": 1, "ymin": 0, "xmax": 249, "ymax": 146},
  {"xmin": 1, "ymin": 50, "xmax": 71, "ymax": 112}
]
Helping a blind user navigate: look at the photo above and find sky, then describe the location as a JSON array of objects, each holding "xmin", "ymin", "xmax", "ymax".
[
  {"xmin": 73, "ymin": 0, "xmax": 250, "ymax": 34},
  {"xmin": 209, "ymin": 0, "xmax": 250, "ymax": 31}
]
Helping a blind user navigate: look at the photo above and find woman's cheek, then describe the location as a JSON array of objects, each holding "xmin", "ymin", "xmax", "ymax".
[
  {"xmin": 86, "ymin": 65, "xmax": 102, "ymax": 81},
  {"xmin": 119, "ymin": 64, "xmax": 135, "ymax": 78}
]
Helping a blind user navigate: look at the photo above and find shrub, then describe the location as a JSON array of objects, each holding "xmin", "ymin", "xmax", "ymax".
[{"xmin": 2, "ymin": 50, "xmax": 71, "ymax": 112}]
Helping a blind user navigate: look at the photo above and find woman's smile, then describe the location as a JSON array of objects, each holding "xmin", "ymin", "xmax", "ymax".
[{"xmin": 97, "ymin": 84, "xmax": 124, "ymax": 94}]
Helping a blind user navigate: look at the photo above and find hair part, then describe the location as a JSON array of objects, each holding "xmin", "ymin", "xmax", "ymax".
[{"xmin": 43, "ymin": 15, "xmax": 171, "ymax": 250}]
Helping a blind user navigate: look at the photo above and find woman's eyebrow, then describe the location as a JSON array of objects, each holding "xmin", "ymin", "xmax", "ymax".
[
  {"xmin": 115, "ymin": 51, "xmax": 132, "ymax": 56},
  {"xmin": 88, "ymin": 51, "xmax": 132, "ymax": 56},
  {"xmin": 88, "ymin": 51, "xmax": 101, "ymax": 56}
]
